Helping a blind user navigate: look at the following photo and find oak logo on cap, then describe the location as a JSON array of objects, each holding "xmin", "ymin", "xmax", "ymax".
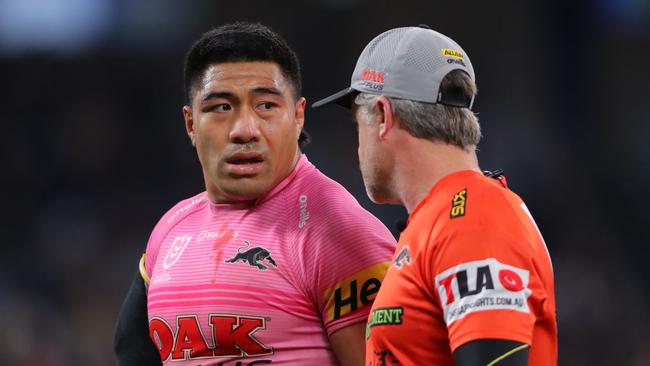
[
  {"xmin": 441, "ymin": 48, "xmax": 464, "ymax": 60},
  {"xmin": 361, "ymin": 69, "xmax": 385, "ymax": 84}
]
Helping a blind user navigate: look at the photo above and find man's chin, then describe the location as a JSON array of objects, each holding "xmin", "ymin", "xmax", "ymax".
[
  {"xmin": 218, "ymin": 178, "xmax": 273, "ymax": 202},
  {"xmin": 365, "ymin": 183, "xmax": 398, "ymax": 205}
]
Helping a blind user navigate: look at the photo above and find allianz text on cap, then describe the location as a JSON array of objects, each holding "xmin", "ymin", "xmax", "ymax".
[{"xmin": 312, "ymin": 25, "xmax": 475, "ymax": 109}]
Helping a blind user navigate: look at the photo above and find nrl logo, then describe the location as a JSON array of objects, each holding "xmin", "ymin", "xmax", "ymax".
[
  {"xmin": 163, "ymin": 234, "xmax": 192, "ymax": 270},
  {"xmin": 393, "ymin": 246, "xmax": 412, "ymax": 270},
  {"xmin": 225, "ymin": 241, "xmax": 277, "ymax": 270}
]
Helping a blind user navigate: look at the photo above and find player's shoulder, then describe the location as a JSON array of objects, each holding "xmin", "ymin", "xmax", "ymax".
[
  {"xmin": 428, "ymin": 171, "xmax": 532, "ymax": 246},
  {"xmin": 298, "ymin": 164, "xmax": 373, "ymax": 219},
  {"xmin": 449, "ymin": 171, "xmax": 520, "ymax": 214},
  {"xmin": 151, "ymin": 191, "xmax": 209, "ymax": 235},
  {"xmin": 412, "ymin": 171, "xmax": 517, "ymax": 231},
  {"xmin": 144, "ymin": 191, "xmax": 209, "ymax": 272},
  {"xmin": 468, "ymin": 172, "xmax": 526, "ymax": 225},
  {"xmin": 291, "ymin": 159, "xmax": 393, "ymax": 237}
]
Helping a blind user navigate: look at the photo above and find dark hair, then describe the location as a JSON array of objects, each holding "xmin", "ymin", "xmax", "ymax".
[
  {"xmin": 184, "ymin": 22, "xmax": 301, "ymax": 102},
  {"xmin": 184, "ymin": 22, "xmax": 309, "ymax": 147}
]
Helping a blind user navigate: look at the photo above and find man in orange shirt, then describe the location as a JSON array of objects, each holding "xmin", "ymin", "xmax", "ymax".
[{"xmin": 314, "ymin": 25, "xmax": 557, "ymax": 365}]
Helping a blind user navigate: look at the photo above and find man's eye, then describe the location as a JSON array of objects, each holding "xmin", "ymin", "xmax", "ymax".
[
  {"xmin": 212, "ymin": 104, "xmax": 231, "ymax": 112},
  {"xmin": 258, "ymin": 102, "xmax": 276, "ymax": 111}
]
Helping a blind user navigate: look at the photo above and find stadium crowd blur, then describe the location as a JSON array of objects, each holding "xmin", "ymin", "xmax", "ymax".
[{"xmin": 1, "ymin": 1, "xmax": 648, "ymax": 365}]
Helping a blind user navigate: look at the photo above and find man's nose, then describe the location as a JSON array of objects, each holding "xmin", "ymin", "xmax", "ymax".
[{"xmin": 229, "ymin": 107, "xmax": 261, "ymax": 143}]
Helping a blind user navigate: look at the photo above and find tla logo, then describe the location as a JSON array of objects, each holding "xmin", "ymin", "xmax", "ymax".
[{"xmin": 435, "ymin": 258, "xmax": 531, "ymax": 325}]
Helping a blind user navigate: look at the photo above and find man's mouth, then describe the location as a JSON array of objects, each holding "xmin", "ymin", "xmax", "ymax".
[
  {"xmin": 228, "ymin": 157, "xmax": 263, "ymax": 164},
  {"xmin": 225, "ymin": 152, "xmax": 264, "ymax": 175},
  {"xmin": 227, "ymin": 153, "xmax": 264, "ymax": 164}
]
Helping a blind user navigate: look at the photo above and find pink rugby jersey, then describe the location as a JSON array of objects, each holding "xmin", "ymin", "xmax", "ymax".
[{"xmin": 142, "ymin": 155, "xmax": 396, "ymax": 365}]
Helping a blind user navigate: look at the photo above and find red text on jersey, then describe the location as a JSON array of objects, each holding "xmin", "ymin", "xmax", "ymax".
[{"xmin": 149, "ymin": 314, "xmax": 273, "ymax": 362}]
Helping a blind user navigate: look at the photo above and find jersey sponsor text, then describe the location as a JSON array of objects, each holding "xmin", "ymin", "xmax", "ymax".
[
  {"xmin": 435, "ymin": 258, "xmax": 531, "ymax": 324},
  {"xmin": 324, "ymin": 262, "xmax": 390, "ymax": 321},
  {"xmin": 149, "ymin": 314, "xmax": 273, "ymax": 362}
]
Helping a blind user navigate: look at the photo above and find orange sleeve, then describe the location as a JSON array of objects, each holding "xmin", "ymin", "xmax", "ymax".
[{"xmin": 427, "ymin": 224, "xmax": 546, "ymax": 352}]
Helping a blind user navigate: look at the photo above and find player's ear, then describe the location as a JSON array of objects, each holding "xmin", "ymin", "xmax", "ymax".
[
  {"xmin": 183, "ymin": 105, "xmax": 196, "ymax": 147},
  {"xmin": 376, "ymin": 95, "xmax": 394, "ymax": 139},
  {"xmin": 294, "ymin": 97, "xmax": 306, "ymax": 139}
]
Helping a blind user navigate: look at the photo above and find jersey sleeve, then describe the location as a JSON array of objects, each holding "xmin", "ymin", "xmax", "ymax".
[
  {"xmin": 143, "ymin": 217, "xmax": 167, "ymax": 283},
  {"xmin": 139, "ymin": 254, "xmax": 150, "ymax": 285},
  {"xmin": 298, "ymin": 204, "xmax": 396, "ymax": 338},
  {"xmin": 427, "ymin": 222, "xmax": 548, "ymax": 352}
]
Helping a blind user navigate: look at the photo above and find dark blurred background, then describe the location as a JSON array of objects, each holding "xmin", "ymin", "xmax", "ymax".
[{"xmin": 1, "ymin": 0, "xmax": 649, "ymax": 365}]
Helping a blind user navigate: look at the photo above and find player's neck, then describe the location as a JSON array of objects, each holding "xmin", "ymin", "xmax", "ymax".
[{"xmin": 395, "ymin": 140, "xmax": 480, "ymax": 213}]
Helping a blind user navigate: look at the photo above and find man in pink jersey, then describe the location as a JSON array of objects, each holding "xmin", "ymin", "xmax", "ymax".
[{"xmin": 114, "ymin": 22, "xmax": 396, "ymax": 366}]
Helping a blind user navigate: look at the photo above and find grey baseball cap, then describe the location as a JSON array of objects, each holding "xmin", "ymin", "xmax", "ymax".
[{"xmin": 312, "ymin": 25, "xmax": 475, "ymax": 109}]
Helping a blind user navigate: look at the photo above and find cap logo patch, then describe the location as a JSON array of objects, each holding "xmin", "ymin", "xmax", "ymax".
[
  {"xmin": 441, "ymin": 48, "xmax": 464, "ymax": 60},
  {"xmin": 361, "ymin": 69, "xmax": 385, "ymax": 84}
]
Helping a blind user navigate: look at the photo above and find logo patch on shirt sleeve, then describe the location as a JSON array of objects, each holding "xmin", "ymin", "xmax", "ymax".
[
  {"xmin": 435, "ymin": 258, "xmax": 531, "ymax": 325},
  {"xmin": 366, "ymin": 306, "xmax": 404, "ymax": 340},
  {"xmin": 163, "ymin": 234, "xmax": 193, "ymax": 270},
  {"xmin": 450, "ymin": 188, "xmax": 467, "ymax": 219},
  {"xmin": 393, "ymin": 246, "xmax": 412, "ymax": 270},
  {"xmin": 323, "ymin": 262, "xmax": 390, "ymax": 322}
]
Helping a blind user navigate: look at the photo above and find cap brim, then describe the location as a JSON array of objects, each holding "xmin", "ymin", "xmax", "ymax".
[{"xmin": 312, "ymin": 87, "xmax": 358, "ymax": 109}]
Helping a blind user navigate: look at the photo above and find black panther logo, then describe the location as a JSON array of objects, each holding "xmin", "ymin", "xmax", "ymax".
[{"xmin": 225, "ymin": 241, "xmax": 277, "ymax": 270}]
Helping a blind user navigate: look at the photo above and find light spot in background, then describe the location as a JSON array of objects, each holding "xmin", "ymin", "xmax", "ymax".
[
  {"xmin": 0, "ymin": 0, "xmax": 112, "ymax": 54},
  {"xmin": 0, "ymin": 0, "xmax": 200, "ymax": 55},
  {"xmin": 594, "ymin": 0, "xmax": 650, "ymax": 34}
]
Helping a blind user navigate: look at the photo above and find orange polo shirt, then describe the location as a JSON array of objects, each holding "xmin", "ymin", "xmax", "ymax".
[{"xmin": 365, "ymin": 170, "xmax": 557, "ymax": 365}]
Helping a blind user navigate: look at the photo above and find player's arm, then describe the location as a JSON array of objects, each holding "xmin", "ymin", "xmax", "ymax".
[
  {"xmin": 454, "ymin": 339, "xmax": 529, "ymax": 366},
  {"xmin": 432, "ymin": 215, "xmax": 541, "ymax": 366},
  {"xmin": 329, "ymin": 323, "xmax": 366, "ymax": 366},
  {"xmin": 303, "ymin": 190, "xmax": 395, "ymax": 366},
  {"xmin": 114, "ymin": 260, "xmax": 161, "ymax": 366}
]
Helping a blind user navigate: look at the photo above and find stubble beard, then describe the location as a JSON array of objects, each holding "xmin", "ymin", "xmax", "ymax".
[{"xmin": 361, "ymin": 160, "xmax": 397, "ymax": 205}]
